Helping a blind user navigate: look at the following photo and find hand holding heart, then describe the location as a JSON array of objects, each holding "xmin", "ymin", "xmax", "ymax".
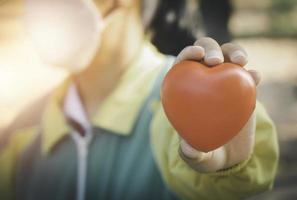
[{"xmin": 162, "ymin": 37, "xmax": 261, "ymax": 173}]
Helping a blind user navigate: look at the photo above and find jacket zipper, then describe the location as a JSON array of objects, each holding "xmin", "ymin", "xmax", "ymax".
[{"xmin": 71, "ymin": 130, "xmax": 93, "ymax": 200}]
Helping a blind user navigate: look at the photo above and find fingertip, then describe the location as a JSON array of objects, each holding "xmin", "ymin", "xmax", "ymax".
[
  {"xmin": 248, "ymin": 69, "xmax": 261, "ymax": 86},
  {"xmin": 180, "ymin": 139, "xmax": 199, "ymax": 159},
  {"xmin": 230, "ymin": 50, "xmax": 248, "ymax": 66},
  {"xmin": 174, "ymin": 46, "xmax": 205, "ymax": 64},
  {"xmin": 204, "ymin": 50, "xmax": 224, "ymax": 66},
  {"xmin": 192, "ymin": 45, "xmax": 205, "ymax": 58}
]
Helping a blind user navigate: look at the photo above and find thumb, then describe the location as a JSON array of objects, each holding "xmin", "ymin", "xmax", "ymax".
[
  {"xmin": 179, "ymin": 139, "xmax": 213, "ymax": 162},
  {"xmin": 248, "ymin": 69, "xmax": 261, "ymax": 86}
]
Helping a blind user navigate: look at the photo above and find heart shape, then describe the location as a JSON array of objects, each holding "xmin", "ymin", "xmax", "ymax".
[{"xmin": 161, "ymin": 61, "xmax": 256, "ymax": 152}]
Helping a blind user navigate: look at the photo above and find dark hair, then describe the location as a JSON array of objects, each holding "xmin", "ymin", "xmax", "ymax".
[{"xmin": 142, "ymin": 0, "xmax": 233, "ymax": 56}]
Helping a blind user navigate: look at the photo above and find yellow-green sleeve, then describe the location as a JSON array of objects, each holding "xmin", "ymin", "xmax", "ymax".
[
  {"xmin": 0, "ymin": 127, "xmax": 38, "ymax": 200},
  {"xmin": 150, "ymin": 101, "xmax": 279, "ymax": 200}
]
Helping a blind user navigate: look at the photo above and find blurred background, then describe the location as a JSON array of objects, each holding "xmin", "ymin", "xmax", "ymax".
[{"xmin": 0, "ymin": 0, "xmax": 296, "ymax": 199}]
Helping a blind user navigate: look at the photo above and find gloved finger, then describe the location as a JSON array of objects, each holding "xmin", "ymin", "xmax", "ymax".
[
  {"xmin": 221, "ymin": 43, "xmax": 248, "ymax": 66},
  {"xmin": 179, "ymin": 139, "xmax": 213, "ymax": 162},
  {"xmin": 174, "ymin": 46, "xmax": 205, "ymax": 65},
  {"xmin": 194, "ymin": 37, "xmax": 224, "ymax": 66},
  {"xmin": 248, "ymin": 69, "xmax": 261, "ymax": 86}
]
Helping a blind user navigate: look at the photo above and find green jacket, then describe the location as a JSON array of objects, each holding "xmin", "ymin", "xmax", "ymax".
[{"xmin": 0, "ymin": 42, "xmax": 279, "ymax": 200}]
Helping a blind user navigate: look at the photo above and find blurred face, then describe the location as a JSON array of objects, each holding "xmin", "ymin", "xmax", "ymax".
[{"xmin": 24, "ymin": 0, "xmax": 136, "ymax": 73}]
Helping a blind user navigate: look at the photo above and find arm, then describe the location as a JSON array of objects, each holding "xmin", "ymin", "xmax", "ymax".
[
  {"xmin": 151, "ymin": 101, "xmax": 278, "ymax": 200},
  {"xmin": 150, "ymin": 37, "xmax": 279, "ymax": 199}
]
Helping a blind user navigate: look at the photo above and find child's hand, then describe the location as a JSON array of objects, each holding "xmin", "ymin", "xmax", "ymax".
[{"xmin": 176, "ymin": 37, "xmax": 261, "ymax": 173}]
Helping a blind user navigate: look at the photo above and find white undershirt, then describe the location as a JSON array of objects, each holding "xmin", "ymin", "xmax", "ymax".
[
  {"xmin": 63, "ymin": 83, "xmax": 91, "ymax": 133},
  {"xmin": 63, "ymin": 83, "xmax": 92, "ymax": 200}
]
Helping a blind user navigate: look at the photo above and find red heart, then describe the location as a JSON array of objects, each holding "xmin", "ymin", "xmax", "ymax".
[{"xmin": 161, "ymin": 61, "xmax": 256, "ymax": 152}]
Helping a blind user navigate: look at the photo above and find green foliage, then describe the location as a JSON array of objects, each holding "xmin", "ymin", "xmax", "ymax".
[{"xmin": 271, "ymin": 0, "xmax": 297, "ymax": 12}]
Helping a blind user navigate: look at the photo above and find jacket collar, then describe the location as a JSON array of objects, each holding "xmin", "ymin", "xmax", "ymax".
[{"xmin": 41, "ymin": 41, "xmax": 166, "ymax": 154}]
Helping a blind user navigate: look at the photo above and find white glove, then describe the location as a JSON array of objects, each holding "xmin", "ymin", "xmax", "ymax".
[{"xmin": 177, "ymin": 37, "xmax": 261, "ymax": 173}]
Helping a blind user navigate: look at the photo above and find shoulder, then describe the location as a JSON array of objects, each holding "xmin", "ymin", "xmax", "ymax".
[
  {"xmin": 0, "ymin": 92, "xmax": 50, "ymax": 149},
  {"xmin": 6, "ymin": 93, "xmax": 50, "ymax": 133}
]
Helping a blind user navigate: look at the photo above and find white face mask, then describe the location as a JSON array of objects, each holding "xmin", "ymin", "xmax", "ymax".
[{"xmin": 24, "ymin": 0, "xmax": 105, "ymax": 73}]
